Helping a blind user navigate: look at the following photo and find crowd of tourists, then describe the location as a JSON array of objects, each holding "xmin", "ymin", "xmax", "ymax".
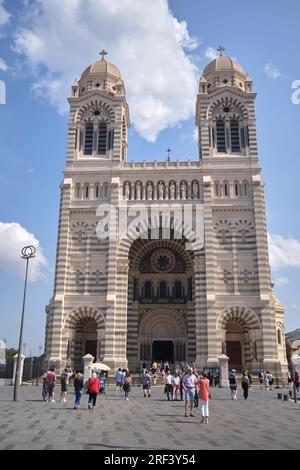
[{"xmin": 40, "ymin": 361, "xmax": 300, "ymax": 425}]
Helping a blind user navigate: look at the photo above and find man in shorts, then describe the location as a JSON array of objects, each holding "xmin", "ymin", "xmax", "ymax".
[
  {"xmin": 115, "ymin": 368, "xmax": 124, "ymax": 396},
  {"xmin": 182, "ymin": 367, "xmax": 198, "ymax": 417},
  {"xmin": 141, "ymin": 370, "xmax": 151, "ymax": 398}
]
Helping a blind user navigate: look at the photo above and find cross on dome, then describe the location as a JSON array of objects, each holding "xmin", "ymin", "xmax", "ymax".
[
  {"xmin": 99, "ymin": 49, "xmax": 108, "ymax": 61},
  {"xmin": 166, "ymin": 148, "xmax": 172, "ymax": 161},
  {"xmin": 217, "ymin": 46, "xmax": 226, "ymax": 57}
]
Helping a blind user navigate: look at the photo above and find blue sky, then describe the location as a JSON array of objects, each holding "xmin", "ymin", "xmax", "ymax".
[{"xmin": 0, "ymin": 0, "xmax": 300, "ymax": 354}]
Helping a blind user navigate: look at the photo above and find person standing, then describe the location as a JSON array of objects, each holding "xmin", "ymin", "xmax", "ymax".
[
  {"xmin": 241, "ymin": 372, "xmax": 250, "ymax": 399},
  {"xmin": 141, "ymin": 370, "xmax": 151, "ymax": 398},
  {"xmin": 264, "ymin": 371, "xmax": 270, "ymax": 390},
  {"xmin": 86, "ymin": 373, "xmax": 101, "ymax": 410},
  {"xmin": 46, "ymin": 368, "xmax": 56, "ymax": 402},
  {"xmin": 198, "ymin": 372, "xmax": 210, "ymax": 424},
  {"xmin": 172, "ymin": 372, "xmax": 180, "ymax": 401},
  {"xmin": 73, "ymin": 372, "xmax": 84, "ymax": 410},
  {"xmin": 258, "ymin": 370, "xmax": 264, "ymax": 388},
  {"xmin": 151, "ymin": 361, "xmax": 158, "ymax": 375},
  {"xmin": 123, "ymin": 371, "xmax": 132, "ymax": 400},
  {"xmin": 182, "ymin": 367, "xmax": 198, "ymax": 417},
  {"xmin": 228, "ymin": 369, "xmax": 238, "ymax": 400},
  {"xmin": 60, "ymin": 368, "xmax": 72, "ymax": 402},
  {"xmin": 164, "ymin": 370, "xmax": 173, "ymax": 401},
  {"xmin": 99, "ymin": 371, "xmax": 107, "ymax": 394},
  {"xmin": 266, "ymin": 371, "xmax": 273, "ymax": 390},
  {"xmin": 115, "ymin": 368, "xmax": 124, "ymax": 396}
]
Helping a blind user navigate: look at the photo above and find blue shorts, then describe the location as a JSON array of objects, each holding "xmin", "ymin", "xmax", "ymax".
[{"xmin": 185, "ymin": 388, "xmax": 195, "ymax": 401}]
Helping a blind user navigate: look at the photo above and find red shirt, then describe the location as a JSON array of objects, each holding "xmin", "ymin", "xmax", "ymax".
[
  {"xmin": 87, "ymin": 377, "xmax": 100, "ymax": 394},
  {"xmin": 199, "ymin": 378, "xmax": 210, "ymax": 401}
]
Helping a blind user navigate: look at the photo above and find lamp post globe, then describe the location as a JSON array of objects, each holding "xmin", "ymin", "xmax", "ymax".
[{"xmin": 13, "ymin": 245, "xmax": 36, "ymax": 402}]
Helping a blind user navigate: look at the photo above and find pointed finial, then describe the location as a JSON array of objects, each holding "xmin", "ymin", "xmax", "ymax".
[
  {"xmin": 166, "ymin": 148, "xmax": 172, "ymax": 162},
  {"xmin": 217, "ymin": 46, "xmax": 226, "ymax": 57},
  {"xmin": 99, "ymin": 49, "xmax": 108, "ymax": 61}
]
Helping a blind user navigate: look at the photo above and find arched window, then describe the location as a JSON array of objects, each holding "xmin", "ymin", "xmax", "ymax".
[
  {"xmin": 84, "ymin": 184, "xmax": 89, "ymax": 199},
  {"xmin": 95, "ymin": 184, "xmax": 100, "ymax": 199},
  {"xmin": 216, "ymin": 119, "xmax": 226, "ymax": 152},
  {"xmin": 103, "ymin": 183, "xmax": 108, "ymax": 199},
  {"xmin": 277, "ymin": 329, "xmax": 282, "ymax": 345},
  {"xmin": 159, "ymin": 281, "xmax": 167, "ymax": 299},
  {"xmin": 224, "ymin": 182, "xmax": 229, "ymax": 197},
  {"xmin": 98, "ymin": 122, "xmax": 107, "ymax": 155},
  {"xmin": 235, "ymin": 182, "xmax": 239, "ymax": 197},
  {"xmin": 215, "ymin": 181, "xmax": 220, "ymax": 197},
  {"xmin": 75, "ymin": 184, "xmax": 81, "ymax": 199},
  {"xmin": 84, "ymin": 122, "xmax": 94, "ymax": 155},
  {"xmin": 230, "ymin": 119, "xmax": 241, "ymax": 153},
  {"xmin": 144, "ymin": 281, "xmax": 152, "ymax": 299},
  {"xmin": 243, "ymin": 180, "xmax": 248, "ymax": 196},
  {"xmin": 175, "ymin": 281, "xmax": 182, "ymax": 299}
]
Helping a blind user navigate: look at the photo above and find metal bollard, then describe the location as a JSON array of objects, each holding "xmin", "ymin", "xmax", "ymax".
[
  {"xmin": 277, "ymin": 393, "xmax": 282, "ymax": 399},
  {"xmin": 283, "ymin": 394, "xmax": 289, "ymax": 401}
]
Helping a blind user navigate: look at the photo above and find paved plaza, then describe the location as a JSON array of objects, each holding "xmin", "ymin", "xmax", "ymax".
[{"xmin": 0, "ymin": 384, "xmax": 299, "ymax": 450}]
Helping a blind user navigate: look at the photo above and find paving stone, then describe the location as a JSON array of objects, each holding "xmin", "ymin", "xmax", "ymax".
[{"xmin": 0, "ymin": 385, "xmax": 299, "ymax": 450}]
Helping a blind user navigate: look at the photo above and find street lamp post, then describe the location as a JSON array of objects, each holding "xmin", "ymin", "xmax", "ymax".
[{"xmin": 13, "ymin": 246, "xmax": 36, "ymax": 402}]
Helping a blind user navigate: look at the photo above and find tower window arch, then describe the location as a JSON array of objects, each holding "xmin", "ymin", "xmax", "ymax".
[
  {"xmin": 175, "ymin": 281, "xmax": 182, "ymax": 299},
  {"xmin": 75, "ymin": 184, "xmax": 81, "ymax": 199},
  {"xmin": 98, "ymin": 122, "xmax": 107, "ymax": 155},
  {"xmin": 144, "ymin": 281, "xmax": 152, "ymax": 299},
  {"xmin": 230, "ymin": 119, "xmax": 241, "ymax": 153},
  {"xmin": 84, "ymin": 122, "xmax": 94, "ymax": 155},
  {"xmin": 159, "ymin": 281, "xmax": 167, "ymax": 299},
  {"xmin": 95, "ymin": 184, "xmax": 100, "ymax": 199},
  {"xmin": 216, "ymin": 119, "xmax": 226, "ymax": 152},
  {"xmin": 277, "ymin": 329, "xmax": 282, "ymax": 345}
]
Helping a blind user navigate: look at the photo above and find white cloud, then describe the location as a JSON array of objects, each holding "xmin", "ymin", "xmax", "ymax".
[
  {"xmin": 204, "ymin": 47, "xmax": 218, "ymax": 61},
  {"xmin": 268, "ymin": 233, "xmax": 300, "ymax": 271},
  {"xmin": 0, "ymin": 0, "xmax": 10, "ymax": 27},
  {"xmin": 0, "ymin": 57, "xmax": 7, "ymax": 71},
  {"xmin": 12, "ymin": 0, "xmax": 199, "ymax": 142},
  {"xmin": 264, "ymin": 62, "xmax": 282, "ymax": 80},
  {"xmin": 0, "ymin": 222, "xmax": 49, "ymax": 282},
  {"xmin": 274, "ymin": 277, "xmax": 289, "ymax": 287}
]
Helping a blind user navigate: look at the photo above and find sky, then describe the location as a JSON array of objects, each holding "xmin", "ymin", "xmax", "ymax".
[{"xmin": 0, "ymin": 0, "xmax": 300, "ymax": 355}]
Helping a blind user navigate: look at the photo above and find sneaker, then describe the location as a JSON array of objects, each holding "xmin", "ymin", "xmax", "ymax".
[
  {"xmin": 184, "ymin": 413, "xmax": 188, "ymax": 417},
  {"xmin": 88, "ymin": 404, "xmax": 91, "ymax": 410},
  {"xmin": 126, "ymin": 397, "xmax": 129, "ymax": 401},
  {"xmin": 190, "ymin": 413, "xmax": 194, "ymax": 417},
  {"xmin": 51, "ymin": 399, "xmax": 56, "ymax": 403}
]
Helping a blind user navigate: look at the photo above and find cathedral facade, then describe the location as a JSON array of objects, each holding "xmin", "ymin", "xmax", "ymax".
[{"xmin": 45, "ymin": 51, "xmax": 288, "ymax": 374}]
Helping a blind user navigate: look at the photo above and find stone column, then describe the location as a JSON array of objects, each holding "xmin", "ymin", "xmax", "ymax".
[
  {"xmin": 218, "ymin": 354, "xmax": 229, "ymax": 388},
  {"xmin": 13, "ymin": 354, "xmax": 25, "ymax": 386},
  {"xmin": 45, "ymin": 178, "xmax": 72, "ymax": 369},
  {"xmin": 231, "ymin": 233, "xmax": 239, "ymax": 295},
  {"xmin": 252, "ymin": 175, "xmax": 280, "ymax": 372},
  {"xmin": 203, "ymin": 176, "xmax": 218, "ymax": 367},
  {"xmin": 194, "ymin": 257, "xmax": 207, "ymax": 369},
  {"xmin": 103, "ymin": 177, "xmax": 128, "ymax": 370},
  {"xmin": 84, "ymin": 231, "xmax": 91, "ymax": 295},
  {"xmin": 83, "ymin": 354, "xmax": 94, "ymax": 384}
]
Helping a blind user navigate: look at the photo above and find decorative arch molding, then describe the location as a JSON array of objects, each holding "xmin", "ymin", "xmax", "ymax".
[
  {"xmin": 139, "ymin": 308, "xmax": 187, "ymax": 339},
  {"xmin": 126, "ymin": 238, "xmax": 194, "ymax": 271},
  {"xmin": 64, "ymin": 306, "xmax": 105, "ymax": 331},
  {"xmin": 217, "ymin": 306, "xmax": 261, "ymax": 332},
  {"xmin": 74, "ymin": 99, "xmax": 115, "ymax": 125},
  {"xmin": 206, "ymin": 94, "xmax": 249, "ymax": 122}
]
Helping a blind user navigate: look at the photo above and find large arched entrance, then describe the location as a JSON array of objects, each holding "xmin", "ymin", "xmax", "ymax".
[
  {"xmin": 217, "ymin": 306, "xmax": 261, "ymax": 372},
  {"xmin": 126, "ymin": 237, "xmax": 195, "ymax": 369},
  {"xmin": 139, "ymin": 308, "xmax": 187, "ymax": 366},
  {"xmin": 63, "ymin": 307, "xmax": 105, "ymax": 370}
]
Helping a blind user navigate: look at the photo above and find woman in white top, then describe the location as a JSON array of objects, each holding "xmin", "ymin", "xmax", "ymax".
[{"xmin": 171, "ymin": 372, "xmax": 181, "ymax": 401}]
